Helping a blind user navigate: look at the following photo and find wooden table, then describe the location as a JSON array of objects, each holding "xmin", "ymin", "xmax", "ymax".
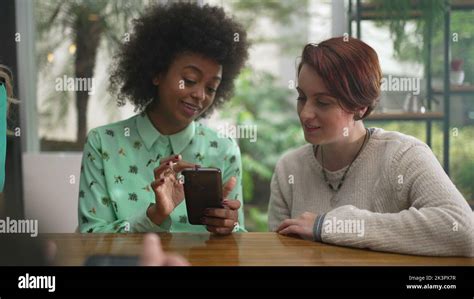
[{"xmin": 46, "ymin": 233, "xmax": 474, "ymax": 266}]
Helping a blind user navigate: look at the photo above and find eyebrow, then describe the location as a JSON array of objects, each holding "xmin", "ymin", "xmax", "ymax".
[
  {"xmin": 296, "ymin": 87, "xmax": 333, "ymax": 98},
  {"xmin": 312, "ymin": 92, "xmax": 334, "ymax": 98},
  {"xmin": 183, "ymin": 65, "xmax": 222, "ymax": 81}
]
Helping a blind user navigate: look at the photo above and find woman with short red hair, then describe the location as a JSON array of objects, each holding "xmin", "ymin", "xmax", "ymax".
[{"xmin": 269, "ymin": 37, "xmax": 473, "ymax": 256}]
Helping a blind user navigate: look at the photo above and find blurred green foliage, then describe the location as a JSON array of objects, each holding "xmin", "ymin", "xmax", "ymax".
[
  {"xmin": 230, "ymin": 0, "xmax": 309, "ymax": 54},
  {"xmin": 221, "ymin": 69, "xmax": 305, "ymax": 231}
]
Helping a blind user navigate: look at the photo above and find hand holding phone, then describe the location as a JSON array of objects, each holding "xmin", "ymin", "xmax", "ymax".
[
  {"xmin": 148, "ymin": 155, "xmax": 198, "ymax": 225},
  {"xmin": 182, "ymin": 169, "xmax": 241, "ymax": 234},
  {"xmin": 182, "ymin": 167, "xmax": 224, "ymax": 224},
  {"xmin": 202, "ymin": 195, "xmax": 241, "ymax": 235}
]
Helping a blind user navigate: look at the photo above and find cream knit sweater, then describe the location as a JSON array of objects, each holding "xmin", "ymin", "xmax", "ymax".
[{"xmin": 268, "ymin": 128, "xmax": 474, "ymax": 256}]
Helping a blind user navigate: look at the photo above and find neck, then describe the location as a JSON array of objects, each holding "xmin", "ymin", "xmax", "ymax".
[
  {"xmin": 318, "ymin": 122, "xmax": 367, "ymax": 171},
  {"xmin": 146, "ymin": 103, "xmax": 187, "ymax": 135}
]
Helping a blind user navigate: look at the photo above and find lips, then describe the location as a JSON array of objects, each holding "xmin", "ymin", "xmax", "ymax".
[
  {"xmin": 303, "ymin": 123, "xmax": 321, "ymax": 133},
  {"xmin": 181, "ymin": 100, "xmax": 201, "ymax": 117}
]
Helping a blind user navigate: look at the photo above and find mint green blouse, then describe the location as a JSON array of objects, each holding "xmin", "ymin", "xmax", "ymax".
[{"xmin": 78, "ymin": 112, "xmax": 245, "ymax": 233}]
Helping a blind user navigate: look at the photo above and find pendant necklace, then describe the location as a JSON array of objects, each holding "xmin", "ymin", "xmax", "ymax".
[{"xmin": 313, "ymin": 128, "xmax": 371, "ymax": 193}]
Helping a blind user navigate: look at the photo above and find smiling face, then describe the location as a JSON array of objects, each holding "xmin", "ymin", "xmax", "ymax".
[
  {"xmin": 297, "ymin": 64, "xmax": 357, "ymax": 145},
  {"xmin": 152, "ymin": 52, "xmax": 222, "ymax": 131}
]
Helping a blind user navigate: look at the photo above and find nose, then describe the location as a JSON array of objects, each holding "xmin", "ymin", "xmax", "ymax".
[
  {"xmin": 190, "ymin": 85, "xmax": 206, "ymax": 102},
  {"xmin": 299, "ymin": 101, "xmax": 317, "ymax": 122}
]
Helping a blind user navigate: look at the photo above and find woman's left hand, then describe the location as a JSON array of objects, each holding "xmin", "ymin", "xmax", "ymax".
[
  {"xmin": 276, "ymin": 212, "xmax": 317, "ymax": 241},
  {"xmin": 201, "ymin": 177, "xmax": 240, "ymax": 235}
]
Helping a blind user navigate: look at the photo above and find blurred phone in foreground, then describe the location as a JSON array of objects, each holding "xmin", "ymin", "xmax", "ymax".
[{"xmin": 84, "ymin": 255, "xmax": 139, "ymax": 266}]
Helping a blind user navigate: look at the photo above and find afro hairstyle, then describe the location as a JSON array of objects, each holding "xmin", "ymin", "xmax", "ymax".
[{"xmin": 109, "ymin": 2, "xmax": 250, "ymax": 117}]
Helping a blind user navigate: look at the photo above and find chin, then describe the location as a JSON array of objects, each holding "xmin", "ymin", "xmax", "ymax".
[
  {"xmin": 173, "ymin": 112, "xmax": 191, "ymax": 126},
  {"xmin": 304, "ymin": 134, "xmax": 320, "ymax": 145}
]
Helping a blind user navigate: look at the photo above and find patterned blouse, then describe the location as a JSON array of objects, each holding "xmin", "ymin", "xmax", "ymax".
[{"xmin": 78, "ymin": 112, "xmax": 245, "ymax": 233}]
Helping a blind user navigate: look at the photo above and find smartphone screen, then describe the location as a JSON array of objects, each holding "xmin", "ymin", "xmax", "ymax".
[{"xmin": 181, "ymin": 168, "xmax": 223, "ymax": 225}]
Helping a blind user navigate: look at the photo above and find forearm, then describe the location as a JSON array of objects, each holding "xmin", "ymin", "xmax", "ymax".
[
  {"xmin": 268, "ymin": 172, "xmax": 291, "ymax": 232},
  {"xmin": 320, "ymin": 204, "xmax": 474, "ymax": 257},
  {"xmin": 79, "ymin": 208, "xmax": 172, "ymax": 233}
]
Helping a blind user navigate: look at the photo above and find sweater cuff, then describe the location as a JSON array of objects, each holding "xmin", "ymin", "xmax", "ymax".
[
  {"xmin": 313, "ymin": 213, "xmax": 326, "ymax": 242},
  {"xmin": 127, "ymin": 209, "xmax": 172, "ymax": 233}
]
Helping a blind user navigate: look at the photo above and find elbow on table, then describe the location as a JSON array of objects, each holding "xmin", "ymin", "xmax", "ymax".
[
  {"xmin": 78, "ymin": 224, "xmax": 93, "ymax": 233},
  {"xmin": 441, "ymin": 210, "xmax": 474, "ymax": 257},
  {"xmin": 450, "ymin": 228, "xmax": 474, "ymax": 257},
  {"xmin": 459, "ymin": 218, "xmax": 474, "ymax": 257}
]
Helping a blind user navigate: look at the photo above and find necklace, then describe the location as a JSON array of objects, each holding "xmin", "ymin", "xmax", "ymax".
[{"xmin": 314, "ymin": 128, "xmax": 370, "ymax": 192}]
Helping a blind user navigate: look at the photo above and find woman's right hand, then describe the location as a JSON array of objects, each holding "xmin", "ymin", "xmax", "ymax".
[
  {"xmin": 140, "ymin": 233, "xmax": 189, "ymax": 266},
  {"xmin": 147, "ymin": 155, "xmax": 198, "ymax": 225}
]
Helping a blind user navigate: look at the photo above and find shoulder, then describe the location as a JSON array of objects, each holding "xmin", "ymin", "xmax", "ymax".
[
  {"xmin": 88, "ymin": 114, "xmax": 139, "ymax": 138},
  {"xmin": 370, "ymin": 127, "xmax": 425, "ymax": 146},
  {"xmin": 274, "ymin": 144, "xmax": 312, "ymax": 175},
  {"xmin": 196, "ymin": 122, "xmax": 241, "ymax": 155},
  {"xmin": 369, "ymin": 127, "xmax": 429, "ymax": 157},
  {"xmin": 369, "ymin": 127, "xmax": 439, "ymax": 173},
  {"xmin": 85, "ymin": 115, "xmax": 139, "ymax": 146}
]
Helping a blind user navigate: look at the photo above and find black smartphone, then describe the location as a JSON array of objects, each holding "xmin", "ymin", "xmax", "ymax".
[
  {"xmin": 83, "ymin": 255, "xmax": 139, "ymax": 266},
  {"xmin": 181, "ymin": 167, "xmax": 223, "ymax": 225}
]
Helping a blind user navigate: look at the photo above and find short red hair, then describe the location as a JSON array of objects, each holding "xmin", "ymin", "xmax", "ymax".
[{"xmin": 298, "ymin": 37, "xmax": 382, "ymax": 119}]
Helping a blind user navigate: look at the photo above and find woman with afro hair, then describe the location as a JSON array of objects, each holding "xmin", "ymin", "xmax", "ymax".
[{"xmin": 78, "ymin": 2, "xmax": 249, "ymax": 234}]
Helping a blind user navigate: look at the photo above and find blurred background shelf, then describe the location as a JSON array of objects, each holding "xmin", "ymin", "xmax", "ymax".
[
  {"xmin": 349, "ymin": 0, "xmax": 474, "ymax": 20},
  {"xmin": 367, "ymin": 112, "xmax": 444, "ymax": 121},
  {"xmin": 348, "ymin": 0, "xmax": 474, "ymax": 176},
  {"xmin": 432, "ymin": 85, "xmax": 474, "ymax": 95}
]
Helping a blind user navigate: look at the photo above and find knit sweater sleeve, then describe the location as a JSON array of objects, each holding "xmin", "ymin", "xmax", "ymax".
[
  {"xmin": 321, "ymin": 143, "xmax": 474, "ymax": 257},
  {"xmin": 268, "ymin": 159, "xmax": 292, "ymax": 232}
]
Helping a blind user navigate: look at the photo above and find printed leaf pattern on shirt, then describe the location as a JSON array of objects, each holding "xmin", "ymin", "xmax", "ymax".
[{"xmin": 78, "ymin": 116, "xmax": 245, "ymax": 233}]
